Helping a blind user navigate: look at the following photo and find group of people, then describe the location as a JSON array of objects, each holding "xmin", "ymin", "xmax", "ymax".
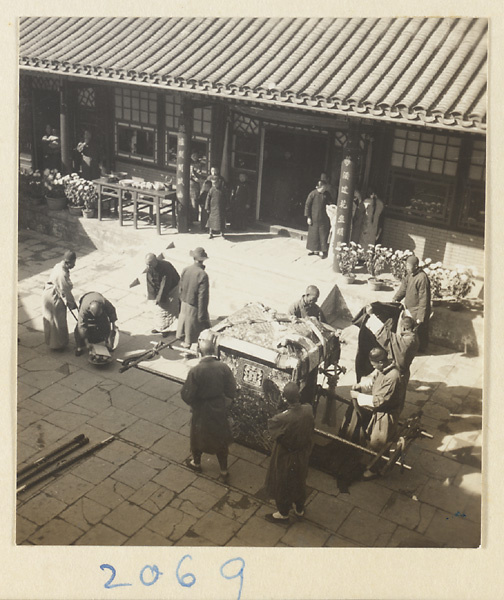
[
  {"xmin": 304, "ymin": 176, "xmax": 384, "ymax": 259},
  {"xmin": 41, "ymin": 240, "xmax": 431, "ymax": 524},
  {"xmin": 188, "ymin": 156, "xmax": 253, "ymax": 237}
]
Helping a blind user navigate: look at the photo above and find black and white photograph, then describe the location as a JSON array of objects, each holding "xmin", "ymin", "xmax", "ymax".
[{"xmin": 8, "ymin": 8, "xmax": 500, "ymax": 598}]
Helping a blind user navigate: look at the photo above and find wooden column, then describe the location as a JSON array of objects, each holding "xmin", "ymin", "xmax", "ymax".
[
  {"xmin": 59, "ymin": 80, "xmax": 71, "ymax": 174},
  {"xmin": 176, "ymin": 97, "xmax": 193, "ymax": 233},
  {"xmin": 333, "ymin": 125, "xmax": 360, "ymax": 272}
]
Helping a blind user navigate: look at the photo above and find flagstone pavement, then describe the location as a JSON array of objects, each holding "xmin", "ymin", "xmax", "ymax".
[{"xmin": 16, "ymin": 224, "xmax": 482, "ymax": 548}]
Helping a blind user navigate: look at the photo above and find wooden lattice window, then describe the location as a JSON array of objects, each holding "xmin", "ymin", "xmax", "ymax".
[{"xmin": 78, "ymin": 87, "xmax": 95, "ymax": 108}]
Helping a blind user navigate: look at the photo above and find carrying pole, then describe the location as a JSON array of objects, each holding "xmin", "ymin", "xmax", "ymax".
[
  {"xmin": 17, "ymin": 436, "xmax": 115, "ymax": 495},
  {"xmin": 17, "ymin": 434, "xmax": 87, "ymax": 478}
]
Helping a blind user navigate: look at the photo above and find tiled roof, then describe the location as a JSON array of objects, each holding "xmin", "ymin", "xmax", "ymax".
[{"xmin": 19, "ymin": 17, "xmax": 487, "ymax": 132}]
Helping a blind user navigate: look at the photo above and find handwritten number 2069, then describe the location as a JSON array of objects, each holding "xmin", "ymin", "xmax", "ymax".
[{"xmin": 100, "ymin": 556, "xmax": 245, "ymax": 600}]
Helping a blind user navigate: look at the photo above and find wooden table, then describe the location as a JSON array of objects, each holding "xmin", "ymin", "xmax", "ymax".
[{"xmin": 92, "ymin": 179, "xmax": 176, "ymax": 235}]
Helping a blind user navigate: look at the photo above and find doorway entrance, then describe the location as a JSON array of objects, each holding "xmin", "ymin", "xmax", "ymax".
[
  {"xmin": 260, "ymin": 128, "xmax": 328, "ymax": 228},
  {"xmin": 33, "ymin": 89, "xmax": 60, "ymax": 171}
]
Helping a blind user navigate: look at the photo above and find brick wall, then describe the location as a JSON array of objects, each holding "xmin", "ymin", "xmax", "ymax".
[{"xmin": 382, "ymin": 217, "xmax": 485, "ymax": 276}]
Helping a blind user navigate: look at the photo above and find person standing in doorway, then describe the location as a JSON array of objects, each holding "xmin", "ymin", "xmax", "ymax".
[
  {"xmin": 41, "ymin": 124, "xmax": 60, "ymax": 171},
  {"xmin": 305, "ymin": 180, "xmax": 332, "ymax": 258},
  {"xmin": 189, "ymin": 152, "xmax": 204, "ymax": 224},
  {"xmin": 176, "ymin": 247, "xmax": 211, "ymax": 348},
  {"xmin": 355, "ymin": 191, "xmax": 384, "ymax": 249},
  {"xmin": 229, "ymin": 172, "xmax": 252, "ymax": 231},
  {"xmin": 182, "ymin": 338, "xmax": 237, "ymax": 483},
  {"xmin": 75, "ymin": 129, "xmax": 101, "ymax": 180},
  {"xmin": 264, "ymin": 382, "xmax": 315, "ymax": 523},
  {"xmin": 42, "ymin": 251, "xmax": 77, "ymax": 350},
  {"xmin": 205, "ymin": 176, "xmax": 227, "ymax": 238}
]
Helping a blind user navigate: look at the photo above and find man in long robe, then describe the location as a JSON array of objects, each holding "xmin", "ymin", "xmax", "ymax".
[
  {"xmin": 181, "ymin": 339, "xmax": 237, "ymax": 483},
  {"xmin": 42, "ymin": 251, "xmax": 77, "ymax": 350},
  {"xmin": 74, "ymin": 291, "xmax": 118, "ymax": 356},
  {"xmin": 350, "ymin": 347, "xmax": 405, "ymax": 478},
  {"xmin": 305, "ymin": 180, "xmax": 332, "ymax": 258},
  {"xmin": 176, "ymin": 247, "xmax": 210, "ymax": 348},
  {"xmin": 145, "ymin": 253, "xmax": 180, "ymax": 335},
  {"xmin": 264, "ymin": 382, "xmax": 315, "ymax": 523},
  {"xmin": 393, "ymin": 255, "xmax": 431, "ymax": 353}
]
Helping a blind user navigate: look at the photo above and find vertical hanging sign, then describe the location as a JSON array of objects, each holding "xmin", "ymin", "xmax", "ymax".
[{"xmin": 176, "ymin": 98, "xmax": 193, "ymax": 233}]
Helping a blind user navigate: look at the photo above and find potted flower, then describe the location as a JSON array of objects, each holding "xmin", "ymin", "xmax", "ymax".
[
  {"xmin": 445, "ymin": 267, "xmax": 475, "ymax": 310},
  {"xmin": 64, "ymin": 175, "xmax": 98, "ymax": 218},
  {"xmin": 364, "ymin": 244, "xmax": 392, "ymax": 290},
  {"xmin": 422, "ymin": 260, "xmax": 448, "ymax": 304},
  {"xmin": 43, "ymin": 169, "xmax": 67, "ymax": 210},
  {"xmin": 389, "ymin": 248, "xmax": 414, "ymax": 283},
  {"xmin": 336, "ymin": 242, "xmax": 362, "ymax": 283},
  {"xmin": 19, "ymin": 169, "xmax": 45, "ymax": 203}
]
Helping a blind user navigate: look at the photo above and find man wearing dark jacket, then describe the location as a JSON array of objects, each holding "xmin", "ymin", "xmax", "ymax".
[
  {"xmin": 145, "ymin": 253, "xmax": 180, "ymax": 335},
  {"xmin": 265, "ymin": 382, "xmax": 315, "ymax": 523},
  {"xmin": 176, "ymin": 247, "xmax": 210, "ymax": 347},
  {"xmin": 393, "ymin": 255, "xmax": 431, "ymax": 352},
  {"xmin": 74, "ymin": 291, "xmax": 117, "ymax": 356},
  {"xmin": 288, "ymin": 285, "xmax": 327, "ymax": 322},
  {"xmin": 181, "ymin": 339, "xmax": 237, "ymax": 482}
]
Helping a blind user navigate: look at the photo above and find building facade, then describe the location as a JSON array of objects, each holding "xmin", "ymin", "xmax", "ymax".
[{"xmin": 19, "ymin": 17, "xmax": 486, "ymax": 272}]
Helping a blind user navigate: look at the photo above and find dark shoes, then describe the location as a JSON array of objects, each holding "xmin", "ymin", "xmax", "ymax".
[{"xmin": 185, "ymin": 458, "xmax": 202, "ymax": 473}]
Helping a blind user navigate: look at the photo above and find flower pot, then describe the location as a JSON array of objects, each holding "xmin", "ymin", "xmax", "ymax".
[
  {"xmin": 343, "ymin": 274, "xmax": 356, "ymax": 284},
  {"xmin": 83, "ymin": 208, "xmax": 96, "ymax": 219},
  {"xmin": 46, "ymin": 195, "xmax": 67, "ymax": 211},
  {"xmin": 368, "ymin": 278, "xmax": 383, "ymax": 291},
  {"xmin": 68, "ymin": 205, "xmax": 83, "ymax": 217}
]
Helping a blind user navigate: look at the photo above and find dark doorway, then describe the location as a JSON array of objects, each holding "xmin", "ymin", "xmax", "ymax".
[
  {"xmin": 261, "ymin": 129, "xmax": 328, "ymax": 228},
  {"xmin": 33, "ymin": 89, "xmax": 60, "ymax": 171}
]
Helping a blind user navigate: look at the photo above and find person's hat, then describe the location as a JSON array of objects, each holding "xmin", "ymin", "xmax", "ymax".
[{"xmin": 190, "ymin": 247, "xmax": 209, "ymax": 261}]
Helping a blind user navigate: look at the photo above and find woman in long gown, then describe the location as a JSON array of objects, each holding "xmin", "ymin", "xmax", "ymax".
[{"xmin": 42, "ymin": 251, "xmax": 77, "ymax": 350}]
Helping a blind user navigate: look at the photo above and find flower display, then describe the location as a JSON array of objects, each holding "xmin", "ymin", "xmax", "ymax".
[
  {"xmin": 446, "ymin": 266, "xmax": 475, "ymax": 300},
  {"xmin": 389, "ymin": 248, "xmax": 414, "ymax": 280},
  {"xmin": 336, "ymin": 241, "xmax": 362, "ymax": 276},
  {"xmin": 364, "ymin": 244, "xmax": 392, "ymax": 279},
  {"xmin": 19, "ymin": 168, "xmax": 45, "ymax": 198},
  {"xmin": 64, "ymin": 173, "xmax": 98, "ymax": 209},
  {"xmin": 43, "ymin": 169, "xmax": 67, "ymax": 198},
  {"xmin": 422, "ymin": 261, "xmax": 448, "ymax": 299}
]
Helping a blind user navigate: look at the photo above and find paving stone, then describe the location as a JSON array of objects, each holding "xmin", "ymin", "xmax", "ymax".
[
  {"xmin": 279, "ymin": 519, "xmax": 330, "ymax": 547},
  {"xmin": 124, "ymin": 527, "xmax": 173, "ymax": 546},
  {"xmin": 18, "ymin": 397, "xmax": 54, "ymax": 416},
  {"xmin": 160, "ymin": 407, "xmax": 191, "ymax": 432},
  {"xmin": 74, "ymin": 523, "xmax": 127, "ymax": 545},
  {"xmin": 213, "ymin": 490, "xmax": 260, "ymax": 524},
  {"xmin": 227, "ymin": 459, "xmax": 267, "ymax": 495},
  {"xmin": 22, "ymin": 356, "xmax": 67, "ymax": 372},
  {"xmin": 233, "ymin": 515, "xmax": 286, "ymax": 546},
  {"xmin": 111, "ymin": 459, "xmax": 157, "ymax": 490},
  {"xmin": 417, "ymin": 477, "xmax": 478, "ymax": 519},
  {"xmin": 17, "ymin": 408, "xmax": 42, "ymax": 428},
  {"xmin": 16, "ymin": 515, "xmax": 38, "ymax": 544},
  {"xmin": 134, "ymin": 451, "xmax": 170, "ymax": 471},
  {"xmin": 72, "ymin": 387, "xmax": 112, "ymax": 413},
  {"xmin": 387, "ymin": 525, "xmax": 444, "ymax": 548},
  {"xmin": 338, "ymin": 507, "xmax": 397, "ymax": 546},
  {"xmin": 228, "ymin": 443, "xmax": 265, "ymax": 465},
  {"xmin": 42, "ymin": 409, "xmax": 90, "ymax": 431},
  {"xmin": 17, "ymin": 345, "xmax": 42, "ymax": 365},
  {"xmin": 45, "ymin": 473, "xmax": 95, "ymax": 505},
  {"xmin": 70, "ymin": 456, "xmax": 118, "ymax": 484},
  {"xmin": 18, "ymin": 420, "xmax": 67, "ymax": 450},
  {"xmin": 380, "ymin": 492, "xmax": 436, "ymax": 532},
  {"xmin": 18, "ymin": 492, "xmax": 67, "ymax": 526},
  {"xmin": 85, "ymin": 478, "xmax": 135, "ymax": 509},
  {"xmin": 175, "ymin": 533, "xmax": 217, "ymax": 546},
  {"xmin": 30, "ymin": 382, "xmax": 81, "ymax": 410},
  {"xmin": 176, "ymin": 485, "xmax": 220, "ymax": 518},
  {"xmin": 305, "ymin": 491, "xmax": 353, "ymax": 532},
  {"xmin": 95, "ymin": 439, "xmax": 140, "ymax": 465},
  {"xmin": 150, "ymin": 432, "xmax": 191, "ymax": 463},
  {"xmin": 129, "ymin": 396, "xmax": 178, "ymax": 423},
  {"xmin": 87, "ymin": 406, "xmax": 139, "ymax": 434},
  {"xmin": 152, "ymin": 463, "xmax": 197, "ymax": 493},
  {"xmin": 415, "ymin": 450, "xmax": 462, "ymax": 480},
  {"xmin": 59, "ymin": 369, "xmax": 108, "ymax": 394},
  {"xmin": 306, "ymin": 468, "xmax": 341, "ymax": 497},
  {"xmin": 191, "ymin": 477, "xmax": 229, "ymax": 500},
  {"xmin": 338, "ymin": 480, "xmax": 393, "ymax": 514},
  {"xmin": 102, "ymin": 366, "xmax": 154, "ymax": 390},
  {"xmin": 28, "ymin": 517, "xmax": 84, "ymax": 545},
  {"xmin": 17, "ymin": 381, "xmax": 39, "ymax": 401},
  {"xmin": 59, "ymin": 497, "xmax": 111, "ymax": 531},
  {"xmin": 325, "ymin": 534, "xmax": 362, "ymax": 547},
  {"xmin": 119, "ymin": 419, "xmax": 168, "ymax": 448},
  {"xmin": 102, "ymin": 500, "xmax": 153, "ymax": 536},
  {"xmin": 109, "ymin": 384, "xmax": 149, "ymax": 411},
  {"xmin": 422, "ymin": 508, "xmax": 481, "ymax": 548},
  {"xmin": 19, "ymin": 369, "xmax": 65, "ymax": 391},
  {"xmin": 141, "ymin": 487, "xmax": 176, "ymax": 514},
  {"xmin": 146, "ymin": 506, "xmax": 197, "ymax": 541},
  {"xmin": 16, "ymin": 442, "xmax": 38, "ymax": 465},
  {"xmin": 191, "ymin": 510, "xmax": 242, "ymax": 545},
  {"xmin": 138, "ymin": 377, "xmax": 182, "ymax": 401}
]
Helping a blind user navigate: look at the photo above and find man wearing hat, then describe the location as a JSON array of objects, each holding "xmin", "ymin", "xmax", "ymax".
[
  {"xmin": 350, "ymin": 347, "xmax": 405, "ymax": 478},
  {"xmin": 264, "ymin": 382, "xmax": 315, "ymax": 523},
  {"xmin": 176, "ymin": 247, "xmax": 211, "ymax": 348},
  {"xmin": 393, "ymin": 255, "xmax": 431, "ymax": 353},
  {"xmin": 74, "ymin": 291, "xmax": 118, "ymax": 356}
]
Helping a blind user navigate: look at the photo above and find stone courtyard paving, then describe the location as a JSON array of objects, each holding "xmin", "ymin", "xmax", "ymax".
[{"xmin": 16, "ymin": 227, "xmax": 482, "ymax": 548}]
